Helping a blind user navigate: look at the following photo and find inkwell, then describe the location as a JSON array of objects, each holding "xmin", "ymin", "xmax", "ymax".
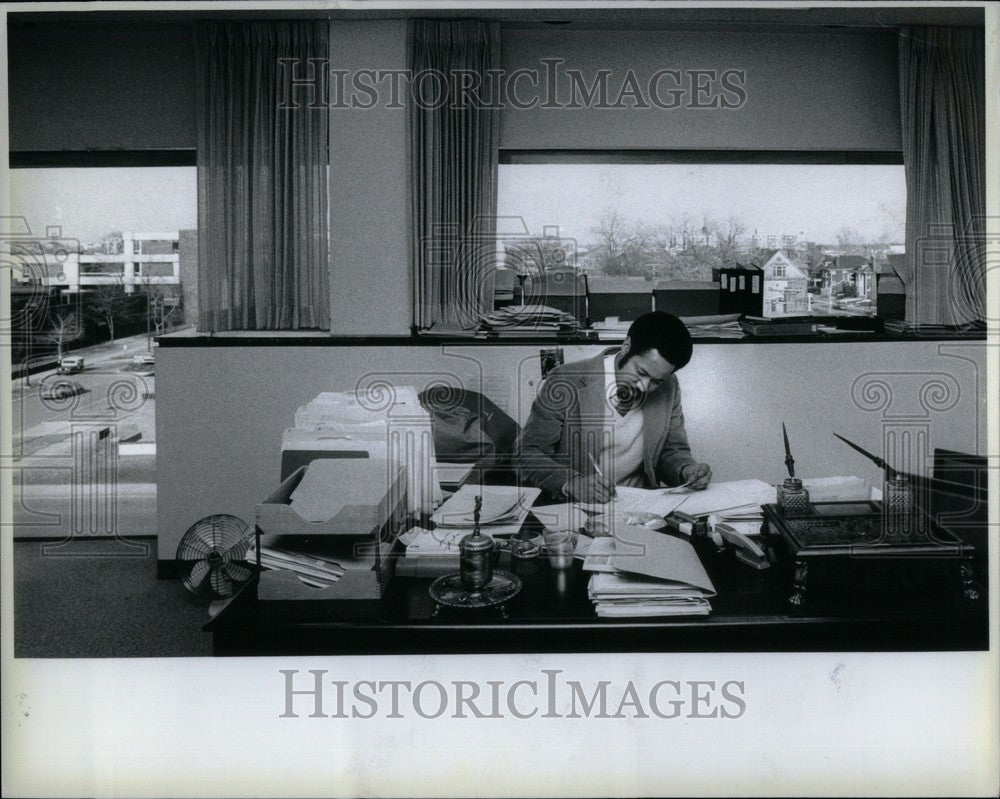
[
  {"xmin": 777, "ymin": 423, "xmax": 810, "ymax": 516},
  {"xmin": 834, "ymin": 433, "xmax": 914, "ymax": 541}
]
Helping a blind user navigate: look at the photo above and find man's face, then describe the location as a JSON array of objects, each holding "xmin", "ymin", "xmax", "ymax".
[{"xmin": 615, "ymin": 341, "xmax": 675, "ymax": 403}]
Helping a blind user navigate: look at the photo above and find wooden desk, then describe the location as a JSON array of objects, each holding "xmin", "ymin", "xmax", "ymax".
[{"xmin": 206, "ymin": 529, "xmax": 987, "ymax": 656}]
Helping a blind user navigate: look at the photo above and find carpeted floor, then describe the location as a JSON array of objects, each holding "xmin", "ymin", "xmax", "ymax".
[{"xmin": 14, "ymin": 538, "xmax": 213, "ymax": 657}]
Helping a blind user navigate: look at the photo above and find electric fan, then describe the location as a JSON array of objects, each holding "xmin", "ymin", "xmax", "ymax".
[{"xmin": 176, "ymin": 514, "xmax": 255, "ymax": 599}]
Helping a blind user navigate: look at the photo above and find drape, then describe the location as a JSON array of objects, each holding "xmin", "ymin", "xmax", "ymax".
[
  {"xmin": 410, "ymin": 19, "xmax": 500, "ymax": 331},
  {"xmin": 196, "ymin": 21, "xmax": 330, "ymax": 331},
  {"xmin": 898, "ymin": 26, "xmax": 986, "ymax": 326}
]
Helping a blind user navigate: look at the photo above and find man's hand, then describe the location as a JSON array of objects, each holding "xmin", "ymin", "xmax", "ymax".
[
  {"xmin": 680, "ymin": 462, "xmax": 713, "ymax": 490},
  {"xmin": 563, "ymin": 473, "xmax": 615, "ymax": 504}
]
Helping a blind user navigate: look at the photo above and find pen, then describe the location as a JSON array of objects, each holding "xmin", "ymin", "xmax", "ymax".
[
  {"xmin": 664, "ymin": 475, "xmax": 698, "ymax": 494},
  {"xmin": 587, "ymin": 453, "xmax": 616, "ymax": 499}
]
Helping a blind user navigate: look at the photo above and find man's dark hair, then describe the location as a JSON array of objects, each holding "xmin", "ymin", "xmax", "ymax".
[{"xmin": 624, "ymin": 311, "xmax": 693, "ymax": 370}]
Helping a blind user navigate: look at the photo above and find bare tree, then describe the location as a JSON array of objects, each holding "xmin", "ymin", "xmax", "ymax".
[
  {"xmin": 44, "ymin": 310, "xmax": 83, "ymax": 361},
  {"xmin": 835, "ymin": 226, "xmax": 868, "ymax": 256},
  {"xmin": 504, "ymin": 237, "xmax": 573, "ymax": 276},
  {"xmin": 136, "ymin": 274, "xmax": 182, "ymax": 349},
  {"xmin": 588, "ymin": 209, "xmax": 656, "ymax": 277},
  {"xmin": 86, "ymin": 280, "xmax": 128, "ymax": 343}
]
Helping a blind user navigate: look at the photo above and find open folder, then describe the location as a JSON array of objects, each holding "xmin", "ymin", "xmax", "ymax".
[{"xmin": 587, "ymin": 527, "xmax": 716, "ymax": 617}]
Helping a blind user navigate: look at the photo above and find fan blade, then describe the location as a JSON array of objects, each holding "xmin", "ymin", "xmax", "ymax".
[
  {"xmin": 210, "ymin": 569, "xmax": 234, "ymax": 598},
  {"xmin": 177, "ymin": 540, "xmax": 211, "ymax": 560},
  {"xmin": 223, "ymin": 562, "xmax": 253, "ymax": 583},
  {"xmin": 219, "ymin": 537, "xmax": 251, "ymax": 561},
  {"xmin": 188, "ymin": 560, "xmax": 211, "ymax": 587}
]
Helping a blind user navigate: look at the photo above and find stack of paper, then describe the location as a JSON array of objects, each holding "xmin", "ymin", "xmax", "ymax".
[
  {"xmin": 672, "ymin": 479, "xmax": 775, "ymax": 519},
  {"xmin": 431, "ymin": 484, "xmax": 541, "ymax": 536},
  {"xmin": 576, "ymin": 486, "xmax": 689, "ymax": 517},
  {"xmin": 250, "ymin": 538, "xmax": 390, "ymax": 589},
  {"xmin": 282, "ymin": 387, "xmax": 442, "ymax": 514},
  {"xmin": 479, "ymin": 305, "xmax": 580, "ymax": 335},
  {"xmin": 800, "ymin": 475, "xmax": 872, "ymax": 502},
  {"xmin": 250, "ymin": 543, "xmax": 345, "ymax": 588},
  {"xmin": 531, "ymin": 503, "xmax": 589, "ymax": 535},
  {"xmin": 394, "ymin": 526, "xmax": 462, "ymax": 577},
  {"xmin": 586, "ymin": 527, "xmax": 716, "ymax": 618}
]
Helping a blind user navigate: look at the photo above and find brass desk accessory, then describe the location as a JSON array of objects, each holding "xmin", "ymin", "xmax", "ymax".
[{"xmin": 429, "ymin": 494, "xmax": 522, "ymax": 617}]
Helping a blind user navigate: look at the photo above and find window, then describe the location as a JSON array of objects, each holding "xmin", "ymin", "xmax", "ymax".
[
  {"xmin": 8, "ymin": 165, "xmax": 196, "ymax": 329},
  {"xmin": 497, "ymin": 154, "xmax": 906, "ymax": 324},
  {"xmin": 7, "ymin": 162, "xmax": 196, "ymax": 544}
]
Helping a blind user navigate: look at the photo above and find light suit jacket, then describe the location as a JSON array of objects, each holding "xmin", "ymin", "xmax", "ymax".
[{"xmin": 514, "ymin": 350, "xmax": 697, "ymax": 496}]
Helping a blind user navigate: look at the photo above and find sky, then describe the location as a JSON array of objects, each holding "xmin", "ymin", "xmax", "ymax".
[
  {"xmin": 7, "ymin": 162, "xmax": 906, "ymax": 248},
  {"xmin": 497, "ymin": 163, "xmax": 907, "ymax": 246},
  {"xmin": 7, "ymin": 167, "xmax": 197, "ymax": 244}
]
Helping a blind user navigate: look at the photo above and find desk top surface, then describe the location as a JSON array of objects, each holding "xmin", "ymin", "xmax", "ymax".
[{"xmin": 208, "ymin": 510, "xmax": 988, "ymax": 655}]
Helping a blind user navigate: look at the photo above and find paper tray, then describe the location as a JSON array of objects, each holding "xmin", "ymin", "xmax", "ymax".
[{"xmin": 256, "ymin": 461, "xmax": 405, "ymax": 537}]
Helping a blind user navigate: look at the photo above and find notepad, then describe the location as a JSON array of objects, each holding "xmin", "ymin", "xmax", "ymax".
[
  {"xmin": 671, "ymin": 479, "xmax": 775, "ymax": 518},
  {"xmin": 575, "ymin": 486, "xmax": 689, "ymax": 518}
]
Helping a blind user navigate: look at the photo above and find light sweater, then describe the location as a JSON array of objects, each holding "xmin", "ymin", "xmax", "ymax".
[{"xmin": 600, "ymin": 355, "xmax": 645, "ymax": 486}]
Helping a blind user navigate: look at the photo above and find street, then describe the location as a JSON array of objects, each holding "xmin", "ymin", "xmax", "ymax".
[{"xmin": 9, "ymin": 332, "xmax": 159, "ymax": 541}]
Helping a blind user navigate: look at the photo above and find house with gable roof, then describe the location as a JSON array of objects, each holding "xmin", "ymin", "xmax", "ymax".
[{"xmin": 755, "ymin": 249, "xmax": 811, "ymax": 316}]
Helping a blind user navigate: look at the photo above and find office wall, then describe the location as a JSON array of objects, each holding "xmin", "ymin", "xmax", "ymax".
[
  {"xmin": 328, "ymin": 20, "xmax": 411, "ymax": 335},
  {"xmin": 500, "ymin": 28, "xmax": 901, "ymax": 151},
  {"xmin": 324, "ymin": 23, "xmax": 902, "ymax": 333},
  {"xmin": 6, "ymin": 21, "xmax": 903, "ymax": 335},
  {"xmin": 155, "ymin": 340, "xmax": 987, "ymax": 560},
  {"xmin": 7, "ymin": 23, "xmax": 196, "ymax": 151}
]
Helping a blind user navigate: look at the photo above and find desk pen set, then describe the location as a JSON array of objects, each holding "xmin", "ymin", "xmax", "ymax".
[
  {"xmin": 760, "ymin": 425, "xmax": 978, "ymax": 608},
  {"xmin": 428, "ymin": 495, "xmax": 522, "ymax": 617}
]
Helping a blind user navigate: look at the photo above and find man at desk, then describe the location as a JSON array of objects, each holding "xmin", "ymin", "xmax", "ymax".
[{"xmin": 515, "ymin": 311, "xmax": 712, "ymax": 502}]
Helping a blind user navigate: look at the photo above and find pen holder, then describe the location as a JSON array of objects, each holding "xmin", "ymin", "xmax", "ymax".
[{"xmin": 777, "ymin": 478, "xmax": 810, "ymax": 517}]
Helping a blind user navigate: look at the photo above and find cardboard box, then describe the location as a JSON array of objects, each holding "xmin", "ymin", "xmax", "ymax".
[{"xmin": 254, "ymin": 459, "xmax": 407, "ymax": 600}]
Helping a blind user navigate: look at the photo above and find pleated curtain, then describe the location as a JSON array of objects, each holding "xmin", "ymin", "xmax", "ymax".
[
  {"xmin": 195, "ymin": 21, "xmax": 330, "ymax": 331},
  {"xmin": 898, "ymin": 26, "xmax": 986, "ymax": 325},
  {"xmin": 410, "ymin": 19, "xmax": 501, "ymax": 331}
]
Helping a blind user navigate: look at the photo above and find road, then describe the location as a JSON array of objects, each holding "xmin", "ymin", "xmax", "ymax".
[{"xmin": 8, "ymin": 332, "xmax": 158, "ymax": 541}]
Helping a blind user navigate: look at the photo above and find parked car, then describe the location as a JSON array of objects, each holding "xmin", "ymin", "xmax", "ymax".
[
  {"xmin": 57, "ymin": 356, "xmax": 85, "ymax": 374},
  {"xmin": 41, "ymin": 380, "xmax": 85, "ymax": 400},
  {"xmin": 133, "ymin": 353, "xmax": 155, "ymax": 367}
]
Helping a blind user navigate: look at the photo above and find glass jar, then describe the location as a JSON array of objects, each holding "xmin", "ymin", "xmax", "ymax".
[
  {"xmin": 777, "ymin": 477, "xmax": 810, "ymax": 517},
  {"xmin": 883, "ymin": 475, "xmax": 914, "ymax": 543}
]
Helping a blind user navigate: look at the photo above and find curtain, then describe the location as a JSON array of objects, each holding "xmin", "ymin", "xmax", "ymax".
[
  {"xmin": 410, "ymin": 19, "xmax": 500, "ymax": 331},
  {"xmin": 898, "ymin": 26, "xmax": 986, "ymax": 326},
  {"xmin": 196, "ymin": 21, "xmax": 330, "ymax": 331}
]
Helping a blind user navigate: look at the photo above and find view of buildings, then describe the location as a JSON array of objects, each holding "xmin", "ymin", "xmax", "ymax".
[
  {"xmin": 495, "ymin": 219, "xmax": 905, "ymax": 319},
  {"xmin": 7, "ymin": 224, "xmax": 197, "ymax": 370}
]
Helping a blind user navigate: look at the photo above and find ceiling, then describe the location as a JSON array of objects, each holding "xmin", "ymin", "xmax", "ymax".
[{"xmin": 7, "ymin": 3, "xmax": 986, "ymax": 30}]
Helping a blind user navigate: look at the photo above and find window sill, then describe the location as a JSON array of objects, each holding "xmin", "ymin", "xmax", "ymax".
[{"xmin": 156, "ymin": 329, "xmax": 987, "ymax": 347}]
